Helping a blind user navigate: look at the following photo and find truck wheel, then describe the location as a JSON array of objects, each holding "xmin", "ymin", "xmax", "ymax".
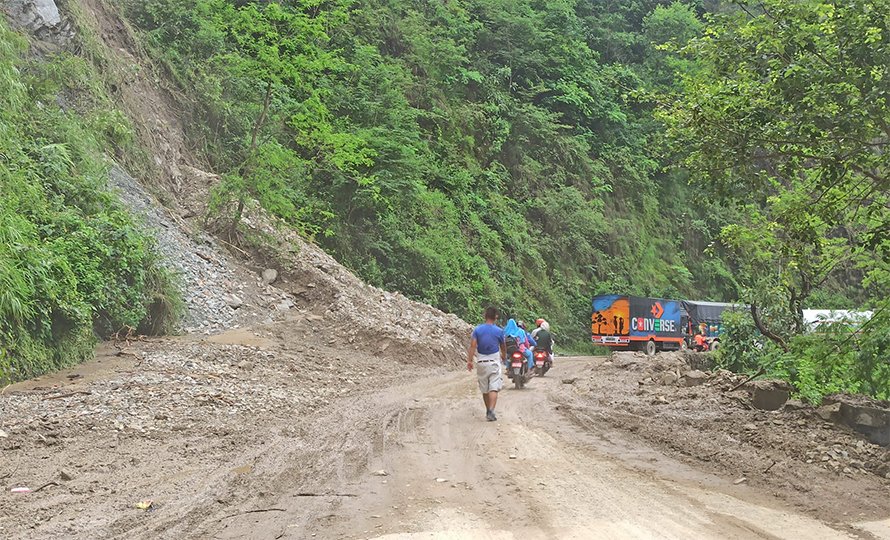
[
  {"xmin": 645, "ymin": 340, "xmax": 657, "ymax": 356},
  {"xmin": 711, "ymin": 340, "xmax": 720, "ymax": 351}
]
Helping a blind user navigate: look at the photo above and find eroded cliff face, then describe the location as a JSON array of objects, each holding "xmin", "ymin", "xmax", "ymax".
[{"xmin": 2, "ymin": 0, "xmax": 73, "ymax": 44}]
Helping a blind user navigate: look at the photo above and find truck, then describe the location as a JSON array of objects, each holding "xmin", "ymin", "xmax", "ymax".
[
  {"xmin": 681, "ymin": 300, "xmax": 742, "ymax": 350},
  {"xmin": 591, "ymin": 294, "xmax": 685, "ymax": 355}
]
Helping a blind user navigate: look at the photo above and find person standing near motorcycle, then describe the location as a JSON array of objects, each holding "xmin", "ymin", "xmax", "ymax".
[{"xmin": 467, "ymin": 307, "xmax": 506, "ymax": 422}]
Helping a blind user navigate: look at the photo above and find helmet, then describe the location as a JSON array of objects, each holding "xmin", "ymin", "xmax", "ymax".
[{"xmin": 536, "ymin": 318, "xmax": 545, "ymax": 327}]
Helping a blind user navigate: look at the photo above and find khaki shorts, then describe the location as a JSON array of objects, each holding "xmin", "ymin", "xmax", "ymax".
[{"xmin": 476, "ymin": 359, "xmax": 503, "ymax": 394}]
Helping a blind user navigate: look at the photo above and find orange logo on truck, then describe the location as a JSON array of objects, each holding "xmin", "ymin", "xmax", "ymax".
[{"xmin": 650, "ymin": 302, "xmax": 664, "ymax": 319}]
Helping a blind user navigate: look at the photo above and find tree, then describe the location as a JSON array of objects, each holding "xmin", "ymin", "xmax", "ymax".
[{"xmin": 662, "ymin": 0, "xmax": 890, "ymax": 345}]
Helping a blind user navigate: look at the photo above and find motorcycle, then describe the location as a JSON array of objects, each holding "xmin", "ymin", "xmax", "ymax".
[
  {"xmin": 508, "ymin": 350, "xmax": 531, "ymax": 389},
  {"xmin": 533, "ymin": 349, "xmax": 552, "ymax": 376}
]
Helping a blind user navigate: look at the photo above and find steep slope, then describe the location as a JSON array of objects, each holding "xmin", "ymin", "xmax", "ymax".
[{"xmin": 109, "ymin": 0, "xmax": 735, "ymax": 346}]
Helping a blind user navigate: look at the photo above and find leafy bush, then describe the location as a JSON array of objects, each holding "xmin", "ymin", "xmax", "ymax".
[
  {"xmin": 718, "ymin": 309, "xmax": 890, "ymax": 403},
  {"xmin": 0, "ymin": 22, "xmax": 180, "ymax": 383}
]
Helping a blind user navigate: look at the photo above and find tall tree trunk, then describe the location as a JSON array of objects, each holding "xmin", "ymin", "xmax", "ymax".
[{"xmin": 230, "ymin": 81, "xmax": 273, "ymax": 235}]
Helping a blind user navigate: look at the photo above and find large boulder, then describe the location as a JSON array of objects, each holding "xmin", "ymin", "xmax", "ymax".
[
  {"xmin": 2, "ymin": 0, "xmax": 73, "ymax": 44},
  {"xmin": 824, "ymin": 395, "xmax": 890, "ymax": 446},
  {"xmin": 680, "ymin": 369, "xmax": 708, "ymax": 387},
  {"xmin": 747, "ymin": 379, "xmax": 791, "ymax": 411}
]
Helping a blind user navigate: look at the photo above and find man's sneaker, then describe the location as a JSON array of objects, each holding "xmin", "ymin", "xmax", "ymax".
[{"xmin": 486, "ymin": 410, "xmax": 497, "ymax": 422}]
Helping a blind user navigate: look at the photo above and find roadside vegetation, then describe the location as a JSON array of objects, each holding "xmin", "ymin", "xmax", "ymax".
[
  {"xmin": 0, "ymin": 20, "xmax": 180, "ymax": 383},
  {"xmin": 2, "ymin": 0, "xmax": 887, "ymax": 402},
  {"xmin": 665, "ymin": 0, "xmax": 890, "ymax": 402}
]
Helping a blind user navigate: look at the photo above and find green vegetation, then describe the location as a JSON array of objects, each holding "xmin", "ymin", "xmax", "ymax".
[
  {"xmin": 0, "ymin": 20, "xmax": 180, "ymax": 383},
  {"xmin": 5, "ymin": 0, "xmax": 885, "ymax": 402},
  {"xmin": 666, "ymin": 0, "xmax": 890, "ymax": 401},
  {"xmin": 122, "ymin": 0, "xmax": 729, "ymax": 348}
]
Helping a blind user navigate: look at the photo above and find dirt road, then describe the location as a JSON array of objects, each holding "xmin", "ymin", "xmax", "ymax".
[
  {"xmin": 4, "ymin": 353, "xmax": 889, "ymax": 539},
  {"xmin": 206, "ymin": 358, "xmax": 871, "ymax": 540}
]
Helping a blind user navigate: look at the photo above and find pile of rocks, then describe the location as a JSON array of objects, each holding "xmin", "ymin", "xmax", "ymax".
[
  {"xmin": 109, "ymin": 166, "xmax": 294, "ymax": 334},
  {"xmin": 0, "ymin": 338, "xmax": 400, "ymax": 450}
]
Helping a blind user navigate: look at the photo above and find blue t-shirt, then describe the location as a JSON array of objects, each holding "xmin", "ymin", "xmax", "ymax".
[{"xmin": 472, "ymin": 323, "xmax": 505, "ymax": 355}]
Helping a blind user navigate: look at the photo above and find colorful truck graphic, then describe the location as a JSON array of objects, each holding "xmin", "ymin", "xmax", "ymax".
[{"xmin": 591, "ymin": 295, "xmax": 685, "ymax": 354}]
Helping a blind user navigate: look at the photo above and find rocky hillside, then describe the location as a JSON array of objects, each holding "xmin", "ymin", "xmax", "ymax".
[{"xmin": 0, "ymin": 0, "xmax": 470, "ymax": 379}]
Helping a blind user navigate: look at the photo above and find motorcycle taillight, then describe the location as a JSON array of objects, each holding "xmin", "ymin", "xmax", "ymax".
[{"xmin": 512, "ymin": 353, "xmax": 521, "ymax": 359}]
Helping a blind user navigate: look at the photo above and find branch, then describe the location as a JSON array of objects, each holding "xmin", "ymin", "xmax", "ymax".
[{"xmin": 750, "ymin": 303, "xmax": 788, "ymax": 352}]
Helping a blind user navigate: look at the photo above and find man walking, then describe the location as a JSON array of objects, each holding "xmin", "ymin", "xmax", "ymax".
[{"xmin": 467, "ymin": 307, "xmax": 506, "ymax": 421}]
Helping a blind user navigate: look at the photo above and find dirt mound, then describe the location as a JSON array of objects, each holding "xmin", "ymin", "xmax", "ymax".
[
  {"xmin": 231, "ymin": 211, "xmax": 470, "ymax": 367},
  {"xmin": 561, "ymin": 354, "xmax": 890, "ymax": 522}
]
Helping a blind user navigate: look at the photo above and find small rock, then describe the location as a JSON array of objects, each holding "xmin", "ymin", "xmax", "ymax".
[
  {"xmin": 680, "ymin": 370, "xmax": 708, "ymax": 387},
  {"xmin": 435, "ymin": 478, "xmax": 448, "ymax": 483},
  {"xmin": 651, "ymin": 396, "xmax": 669, "ymax": 405},
  {"xmin": 372, "ymin": 470, "xmax": 389, "ymax": 477},
  {"xmin": 817, "ymin": 403, "xmax": 842, "ymax": 422},
  {"xmin": 734, "ymin": 477, "xmax": 747, "ymax": 485},
  {"xmin": 509, "ymin": 454, "xmax": 517, "ymax": 460},
  {"xmin": 225, "ymin": 295, "xmax": 243, "ymax": 309},
  {"xmin": 261, "ymin": 268, "xmax": 279, "ymax": 285},
  {"xmin": 743, "ymin": 423, "xmax": 758, "ymax": 431},
  {"xmin": 60, "ymin": 469, "xmax": 75, "ymax": 481},
  {"xmin": 0, "ymin": 429, "xmax": 8, "ymax": 438},
  {"xmin": 659, "ymin": 372, "xmax": 679, "ymax": 386},
  {"xmin": 561, "ymin": 378, "xmax": 577, "ymax": 385}
]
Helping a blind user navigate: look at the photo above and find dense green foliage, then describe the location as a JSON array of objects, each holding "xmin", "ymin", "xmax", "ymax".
[
  {"xmin": 666, "ymin": 0, "xmax": 890, "ymax": 400},
  {"xmin": 0, "ymin": 21, "xmax": 180, "ymax": 382},
  {"xmin": 123, "ymin": 0, "xmax": 731, "ymax": 346},
  {"xmin": 719, "ymin": 310, "xmax": 890, "ymax": 403}
]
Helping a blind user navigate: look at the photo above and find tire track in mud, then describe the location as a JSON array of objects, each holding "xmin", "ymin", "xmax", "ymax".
[{"xmin": 287, "ymin": 359, "xmax": 860, "ymax": 540}]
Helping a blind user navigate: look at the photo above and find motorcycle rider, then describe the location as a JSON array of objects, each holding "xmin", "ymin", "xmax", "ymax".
[
  {"xmin": 517, "ymin": 321, "xmax": 536, "ymax": 370},
  {"xmin": 531, "ymin": 318, "xmax": 546, "ymax": 339},
  {"xmin": 532, "ymin": 318, "xmax": 555, "ymax": 358},
  {"xmin": 534, "ymin": 321, "xmax": 554, "ymax": 365}
]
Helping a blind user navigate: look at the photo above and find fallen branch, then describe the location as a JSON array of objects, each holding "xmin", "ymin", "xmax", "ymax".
[
  {"xmin": 221, "ymin": 508, "xmax": 286, "ymax": 521},
  {"xmin": 33, "ymin": 481, "xmax": 59, "ymax": 493},
  {"xmin": 763, "ymin": 461, "xmax": 778, "ymax": 474},
  {"xmin": 45, "ymin": 391, "xmax": 93, "ymax": 400},
  {"xmin": 725, "ymin": 367, "xmax": 766, "ymax": 394},
  {"xmin": 294, "ymin": 492, "xmax": 357, "ymax": 498}
]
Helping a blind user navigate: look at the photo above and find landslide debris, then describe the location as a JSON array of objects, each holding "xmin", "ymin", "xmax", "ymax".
[{"xmin": 559, "ymin": 351, "xmax": 890, "ymax": 522}]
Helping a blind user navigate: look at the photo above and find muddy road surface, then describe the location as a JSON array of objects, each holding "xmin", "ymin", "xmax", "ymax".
[{"xmin": 3, "ymin": 354, "xmax": 889, "ymax": 539}]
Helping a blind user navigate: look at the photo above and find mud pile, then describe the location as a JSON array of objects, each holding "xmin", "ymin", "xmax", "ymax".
[
  {"xmin": 559, "ymin": 352, "xmax": 890, "ymax": 520},
  {"xmin": 235, "ymin": 211, "xmax": 470, "ymax": 367}
]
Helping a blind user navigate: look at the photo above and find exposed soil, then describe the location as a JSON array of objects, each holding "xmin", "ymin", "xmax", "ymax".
[
  {"xmin": 4, "ymin": 355, "xmax": 889, "ymax": 539},
  {"xmin": 2, "ymin": 2, "xmax": 889, "ymax": 538},
  {"xmin": 558, "ymin": 352, "xmax": 890, "ymax": 528}
]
